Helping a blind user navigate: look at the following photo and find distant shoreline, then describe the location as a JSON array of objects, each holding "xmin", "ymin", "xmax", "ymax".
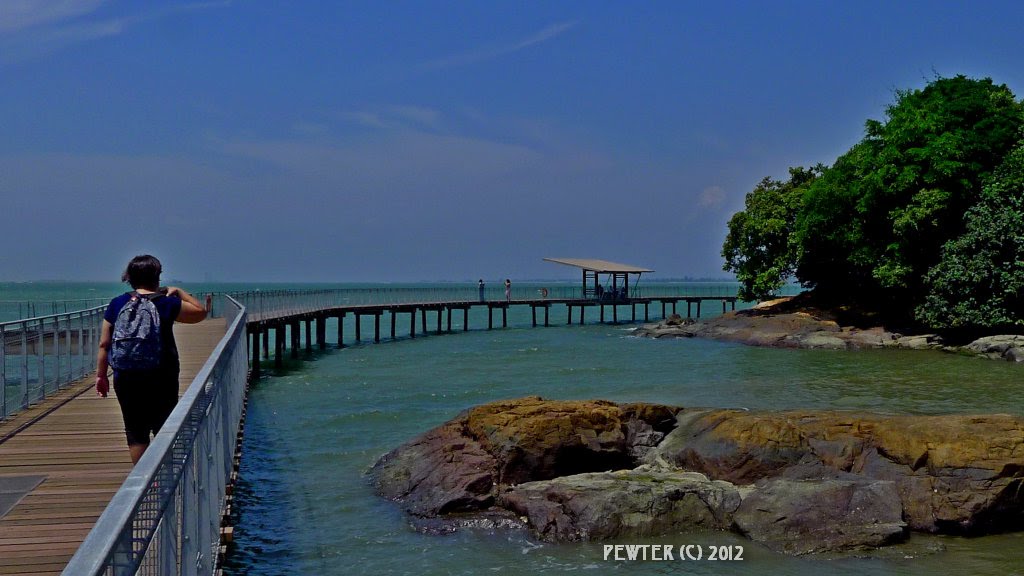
[{"xmin": 633, "ymin": 296, "xmax": 1024, "ymax": 362}]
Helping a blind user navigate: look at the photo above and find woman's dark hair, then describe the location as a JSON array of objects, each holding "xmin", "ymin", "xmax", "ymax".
[{"xmin": 122, "ymin": 255, "xmax": 162, "ymax": 289}]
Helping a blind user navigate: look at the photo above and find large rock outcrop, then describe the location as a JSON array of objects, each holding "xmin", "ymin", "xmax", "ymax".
[
  {"xmin": 371, "ymin": 397, "xmax": 1024, "ymax": 554},
  {"xmin": 648, "ymin": 409, "xmax": 1024, "ymax": 533},
  {"xmin": 370, "ymin": 397, "xmax": 677, "ymax": 516}
]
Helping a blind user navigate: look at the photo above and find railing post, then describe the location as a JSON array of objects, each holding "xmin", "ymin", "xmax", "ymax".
[
  {"xmin": 36, "ymin": 320, "xmax": 45, "ymax": 403},
  {"xmin": 0, "ymin": 325, "xmax": 6, "ymax": 417},
  {"xmin": 53, "ymin": 316, "xmax": 60, "ymax": 393},
  {"xmin": 20, "ymin": 323, "xmax": 28, "ymax": 410}
]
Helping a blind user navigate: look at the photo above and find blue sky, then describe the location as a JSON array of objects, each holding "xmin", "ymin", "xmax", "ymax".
[{"xmin": 2, "ymin": 1, "xmax": 1022, "ymax": 282}]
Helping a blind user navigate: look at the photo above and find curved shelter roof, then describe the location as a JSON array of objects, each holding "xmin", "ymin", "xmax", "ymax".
[{"xmin": 543, "ymin": 258, "xmax": 654, "ymax": 274}]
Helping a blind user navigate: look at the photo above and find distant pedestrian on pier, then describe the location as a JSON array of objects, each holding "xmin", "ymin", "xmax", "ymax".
[
  {"xmin": 505, "ymin": 278, "xmax": 511, "ymax": 303},
  {"xmin": 95, "ymin": 255, "xmax": 209, "ymax": 464},
  {"xmin": 478, "ymin": 279, "xmax": 485, "ymax": 302}
]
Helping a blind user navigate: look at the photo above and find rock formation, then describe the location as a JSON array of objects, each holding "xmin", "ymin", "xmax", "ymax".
[{"xmin": 371, "ymin": 397, "xmax": 1024, "ymax": 555}]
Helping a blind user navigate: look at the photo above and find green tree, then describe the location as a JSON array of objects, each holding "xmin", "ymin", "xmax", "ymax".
[
  {"xmin": 722, "ymin": 166, "xmax": 821, "ymax": 301},
  {"xmin": 795, "ymin": 75, "xmax": 1024, "ymax": 317},
  {"xmin": 917, "ymin": 143, "xmax": 1024, "ymax": 331}
]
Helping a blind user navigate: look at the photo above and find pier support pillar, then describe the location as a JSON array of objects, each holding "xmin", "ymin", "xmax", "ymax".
[
  {"xmin": 580, "ymin": 306, "xmax": 585, "ymax": 325},
  {"xmin": 436, "ymin": 309, "xmax": 442, "ymax": 334},
  {"xmin": 391, "ymin": 312, "xmax": 397, "ymax": 340},
  {"xmin": 488, "ymin": 306, "xmax": 493, "ymax": 330},
  {"xmin": 337, "ymin": 314, "xmax": 345, "ymax": 349},
  {"xmin": 502, "ymin": 306, "xmax": 507, "ymax": 328},
  {"xmin": 263, "ymin": 327, "xmax": 269, "ymax": 359},
  {"xmin": 250, "ymin": 329, "xmax": 261, "ymax": 379},
  {"xmin": 421, "ymin": 309, "xmax": 427, "ymax": 335},
  {"xmin": 687, "ymin": 301, "xmax": 692, "ymax": 318},
  {"xmin": 464, "ymin": 308, "xmax": 469, "ymax": 331},
  {"xmin": 355, "ymin": 314, "xmax": 362, "ymax": 342},
  {"xmin": 696, "ymin": 301, "xmax": 701, "ymax": 318},
  {"xmin": 274, "ymin": 326, "xmax": 284, "ymax": 369},
  {"xmin": 613, "ymin": 304, "xmax": 618, "ymax": 324},
  {"xmin": 544, "ymin": 305, "xmax": 549, "ymax": 327},
  {"xmin": 644, "ymin": 302, "xmax": 649, "ymax": 322},
  {"xmin": 316, "ymin": 316, "xmax": 326, "ymax": 350},
  {"xmin": 410, "ymin": 310, "xmax": 416, "ymax": 339},
  {"xmin": 375, "ymin": 314, "xmax": 381, "ymax": 343},
  {"xmin": 304, "ymin": 319, "xmax": 312, "ymax": 352},
  {"xmin": 290, "ymin": 322, "xmax": 300, "ymax": 359},
  {"xmin": 600, "ymin": 305, "xmax": 605, "ymax": 323},
  {"xmin": 531, "ymin": 306, "xmax": 536, "ymax": 327},
  {"xmin": 662, "ymin": 301, "xmax": 667, "ymax": 319},
  {"xmin": 447, "ymin": 308, "xmax": 452, "ymax": 332}
]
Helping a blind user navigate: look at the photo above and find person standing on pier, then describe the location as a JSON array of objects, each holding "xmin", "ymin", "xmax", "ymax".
[
  {"xmin": 478, "ymin": 279, "xmax": 485, "ymax": 302},
  {"xmin": 95, "ymin": 255, "xmax": 209, "ymax": 464},
  {"xmin": 505, "ymin": 278, "xmax": 511, "ymax": 303}
]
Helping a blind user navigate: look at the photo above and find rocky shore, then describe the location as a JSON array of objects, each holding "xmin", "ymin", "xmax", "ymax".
[
  {"xmin": 631, "ymin": 298, "xmax": 1024, "ymax": 361},
  {"xmin": 371, "ymin": 397, "xmax": 1024, "ymax": 555}
]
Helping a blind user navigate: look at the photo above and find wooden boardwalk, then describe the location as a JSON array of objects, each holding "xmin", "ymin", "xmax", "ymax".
[{"xmin": 0, "ymin": 320, "xmax": 225, "ymax": 576}]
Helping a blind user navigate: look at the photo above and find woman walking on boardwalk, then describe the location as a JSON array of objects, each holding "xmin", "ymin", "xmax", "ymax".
[
  {"xmin": 95, "ymin": 255, "xmax": 208, "ymax": 464},
  {"xmin": 505, "ymin": 278, "xmax": 511, "ymax": 303}
]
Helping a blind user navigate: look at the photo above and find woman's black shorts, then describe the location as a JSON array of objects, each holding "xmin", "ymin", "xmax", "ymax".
[{"xmin": 113, "ymin": 369, "xmax": 180, "ymax": 446}]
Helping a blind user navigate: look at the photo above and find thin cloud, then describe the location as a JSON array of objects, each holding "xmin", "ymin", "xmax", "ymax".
[
  {"xmin": 0, "ymin": 0, "xmax": 109, "ymax": 34},
  {"xmin": 336, "ymin": 105, "xmax": 442, "ymax": 131},
  {"xmin": 699, "ymin": 186, "xmax": 726, "ymax": 209},
  {"xmin": 422, "ymin": 20, "xmax": 578, "ymax": 71},
  {"xmin": 0, "ymin": 1, "xmax": 230, "ymax": 64}
]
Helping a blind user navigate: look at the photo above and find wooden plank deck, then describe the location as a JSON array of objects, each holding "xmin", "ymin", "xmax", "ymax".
[{"xmin": 0, "ymin": 320, "xmax": 226, "ymax": 576}]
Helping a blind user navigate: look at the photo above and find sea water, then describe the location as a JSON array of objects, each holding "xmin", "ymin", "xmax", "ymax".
[{"xmin": 216, "ymin": 299, "xmax": 1024, "ymax": 576}]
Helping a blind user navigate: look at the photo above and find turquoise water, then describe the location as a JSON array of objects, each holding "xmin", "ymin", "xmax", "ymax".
[{"xmin": 221, "ymin": 302, "xmax": 1023, "ymax": 576}]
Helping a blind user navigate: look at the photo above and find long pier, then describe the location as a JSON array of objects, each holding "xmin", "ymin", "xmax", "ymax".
[{"xmin": 239, "ymin": 288, "xmax": 739, "ymax": 379}]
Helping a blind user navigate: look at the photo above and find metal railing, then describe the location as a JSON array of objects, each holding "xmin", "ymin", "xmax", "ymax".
[
  {"xmin": 231, "ymin": 282, "xmax": 752, "ymax": 322},
  {"xmin": 0, "ymin": 298, "xmax": 113, "ymax": 322},
  {"xmin": 1, "ymin": 306, "xmax": 105, "ymax": 420},
  {"xmin": 63, "ymin": 295, "xmax": 248, "ymax": 576}
]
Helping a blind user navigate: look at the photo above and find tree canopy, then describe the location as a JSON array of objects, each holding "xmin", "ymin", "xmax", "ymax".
[
  {"xmin": 723, "ymin": 75, "xmax": 1024, "ymax": 331},
  {"xmin": 917, "ymin": 143, "xmax": 1024, "ymax": 331},
  {"xmin": 722, "ymin": 166, "xmax": 821, "ymax": 301}
]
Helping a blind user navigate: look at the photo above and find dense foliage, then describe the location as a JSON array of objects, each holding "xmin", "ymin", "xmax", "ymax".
[
  {"xmin": 917, "ymin": 144, "xmax": 1024, "ymax": 330},
  {"xmin": 722, "ymin": 167, "xmax": 821, "ymax": 301},
  {"xmin": 723, "ymin": 75, "xmax": 1024, "ymax": 331}
]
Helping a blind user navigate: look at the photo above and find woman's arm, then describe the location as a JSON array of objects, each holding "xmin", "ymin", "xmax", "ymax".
[
  {"xmin": 96, "ymin": 320, "xmax": 112, "ymax": 397},
  {"xmin": 166, "ymin": 286, "xmax": 208, "ymax": 324}
]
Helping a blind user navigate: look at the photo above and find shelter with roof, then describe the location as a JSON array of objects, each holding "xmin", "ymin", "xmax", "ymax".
[{"xmin": 544, "ymin": 258, "xmax": 653, "ymax": 301}]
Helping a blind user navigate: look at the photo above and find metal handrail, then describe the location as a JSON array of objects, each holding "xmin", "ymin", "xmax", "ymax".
[
  {"xmin": 0, "ymin": 298, "xmax": 113, "ymax": 322},
  {"xmin": 63, "ymin": 295, "xmax": 248, "ymax": 576},
  {"xmin": 229, "ymin": 283, "xmax": 751, "ymax": 322},
  {"xmin": 1, "ymin": 305, "xmax": 106, "ymax": 420}
]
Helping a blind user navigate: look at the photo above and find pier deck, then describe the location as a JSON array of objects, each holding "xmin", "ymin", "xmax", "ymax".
[{"xmin": 0, "ymin": 320, "xmax": 225, "ymax": 576}]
